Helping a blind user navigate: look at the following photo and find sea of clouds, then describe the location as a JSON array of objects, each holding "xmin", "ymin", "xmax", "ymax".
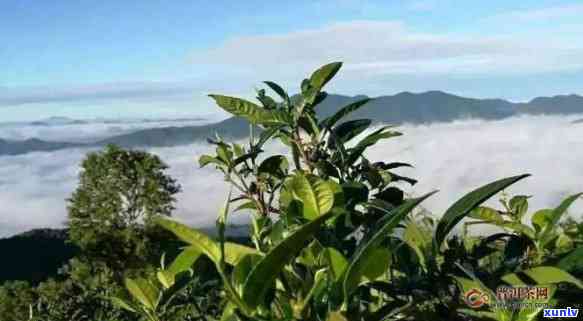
[
  {"xmin": 1, "ymin": 114, "xmax": 583, "ymax": 238},
  {"xmin": 0, "ymin": 118, "xmax": 212, "ymax": 143}
]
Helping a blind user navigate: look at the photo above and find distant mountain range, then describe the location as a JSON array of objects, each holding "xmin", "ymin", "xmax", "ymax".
[{"xmin": 1, "ymin": 91, "xmax": 582, "ymax": 156}]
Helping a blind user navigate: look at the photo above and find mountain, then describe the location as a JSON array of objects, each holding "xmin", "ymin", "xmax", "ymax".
[
  {"xmin": 29, "ymin": 116, "xmax": 88, "ymax": 126},
  {"xmin": 0, "ymin": 226, "xmax": 247, "ymax": 284},
  {"xmin": 519, "ymin": 94, "xmax": 583, "ymax": 115},
  {"xmin": 97, "ymin": 116, "xmax": 249, "ymax": 148},
  {"xmin": 0, "ymin": 138, "xmax": 83, "ymax": 156},
  {"xmin": 315, "ymin": 91, "xmax": 519, "ymax": 123},
  {"xmin": 1, "ymin": 91, "xmax": 581, "ymax": 156},
  {"xmin": 0, "ymin": 229, "xmax": 78, "ymax": 285}
]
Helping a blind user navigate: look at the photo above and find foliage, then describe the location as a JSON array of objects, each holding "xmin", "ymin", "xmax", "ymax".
[
  {"xmin": 67, "ymin": 144, "xmax": 181, "ymax": 271},
  {"xmin": 144, "ymin": 61, "xmax": 583, "ymax": 321},
  {"xmin": 0, "ymin": 259, "xmax": 133, "ymax": 321},
  {"xmin": 3, "ymin": 62, "xmax": 583, "ymax": 321}
]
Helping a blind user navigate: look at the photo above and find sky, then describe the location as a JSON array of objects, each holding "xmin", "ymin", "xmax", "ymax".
[{"xmin": 1, "ymin": 0, "xmax": 583, "ymax": 121}]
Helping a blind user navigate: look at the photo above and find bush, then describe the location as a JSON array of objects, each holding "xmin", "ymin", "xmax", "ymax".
[{"xmin": 110, "ymin": 62, "xmax": 583, "ymax": 321}]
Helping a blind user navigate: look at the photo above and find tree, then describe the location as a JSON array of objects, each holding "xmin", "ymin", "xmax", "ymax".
[
  {"xmin": 67, "ymin": 144, "xmax": 181, "ymax": 271},
  {"xmin": 0, "ymin": 281, "xmax": 36, "ymax": 321}
]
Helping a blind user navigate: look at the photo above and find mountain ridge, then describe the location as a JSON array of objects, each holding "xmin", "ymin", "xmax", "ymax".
[{"xmin": 1, "ymin": 91, "xmax": 582, "ymax": 156}]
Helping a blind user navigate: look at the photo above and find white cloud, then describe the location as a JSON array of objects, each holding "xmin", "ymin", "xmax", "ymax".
[
  {"xmin": 493, "ymin": 3, "xmax": 583, "ymax": 21},
  {"xmin": 0, "ymin": 119, "xmax": 210, "ymax": 143},
  {"xmin": 0, "ymin": 82, "xmax": 200, "ymax": 107},
  {"xmin": 1, "ymin": 114, "xmax": 583, "ymax": 238},
  {"xmin": 189, "ymin": 20, "xmax": 583, "ymax": 79}
]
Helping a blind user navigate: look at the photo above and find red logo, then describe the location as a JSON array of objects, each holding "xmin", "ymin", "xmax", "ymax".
[{"xmin": 464, "ymin": 288, "xmax": 490, "ymax": 308}]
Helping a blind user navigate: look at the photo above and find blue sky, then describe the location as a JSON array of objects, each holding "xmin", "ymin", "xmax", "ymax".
[{"xmin": 1, "ymin": 0, "xmax": 582, "ymax": 121}]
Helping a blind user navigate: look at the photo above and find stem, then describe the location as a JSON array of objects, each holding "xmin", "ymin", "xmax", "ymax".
[
  {"xmin": 292, "ymin": 131, "xmax": 314, "ymax": 173},
  {"xmin": 217, "ymin": 264, "xmax": 251, "ymax": 316}
]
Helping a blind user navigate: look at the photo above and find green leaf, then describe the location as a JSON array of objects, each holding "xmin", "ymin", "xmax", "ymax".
[
  {"xmin": 468, "ymin": 207, "xmax": 505, "ymax": 224},
  {"xmin": 346, "ymin": 127, "xmax": 401, "ymax": 164},
  {"xmin": 342, "ymin": 182, "xmax": 369, "ymax": 207},
  {"xmin": 167, "ymin": 246, "xmax": 201, "ymax": 276},
  {"xmin": 320, "ymin": 98, "xmax": 372, "ymax": 129},
  {"xmin": 503, "ymin": 266, "xmax": 583, "ymax": 289},
  {"xmin": 330, "ymin": 119, "xmax": 371, "ymax": 146},
  {"xmin": 434, "ymin": 174, "xmax": 530, "ymax": 250},
  {"xmin": 543, "ymin": 193, "xmax": 582, "ymax": 235},
  {"xmin": 501, "ymin": 272, "xmax": 526, "ymax": 286},
  {"xmin": 353, "ymin": 126, "xmax": 401, "ymax": 151},
  {"xmin": 224, "ymin": 243, "xmax": 260, "ymax": 266},
  {"xmin": 309, "ymin": 62, "xmax": 342, "ymax": 93},
  {"xmin": 124, "ymin": 278, "xmax": 160, "ymax": 311},
  {"xmin": 509, "ymin": 195, "xmax": 530, "ymax": 221},
  {"xmin": 298, "ymin": 268, "xmax": 328, "ymax": 314},
  {"xmin": 232, "ymin": 254, "xmax": 263, "ymax": 295},
  {"xmin": 558, "ymin": 247, "xmax": 583, "ymax": 274},
  {"xmin": 361, "ymin": 248, "xmax": 391, "ymax": 281},
  {"xmin": 326, "ymin": 311, "xmax": 348, "ymax": 321},
  {"xmin": 209, "ymin": 94, "xmax": 291, "ymax": 125},
  {"xmin": 234, "ymin": 201, "xmax": 257, "ymax": 212},
  {"xmin": 289, "ymin": 173, "xmax": 335, "ymax": 220},
  {"xmin": 258, "ymin": 155, "xmax": 289, "ymax": 178},
  {"xmin": 323, "ymin": 247, "xmax": 349, "ymax": 281},
  {"xmin": 500, "ymin": 222, "xmax": 535, "ymax": 239},
  {"xmin": 403, "ymin": 220, "xmax": 430, "ymax": 270},
  {"xmin": 455, "ymin": 263, "xmax": 497, "ymax": 301},
  {"xmin": 156, "ymin": 270, "xmax": 175, "ymax": 289},
  {"xmin": 110, "ymin": 297, "xmax": 137, "ymax": 313},
  {"xmin": 256, "ymin": 125, "xmax": 282, "ymax": 148},
  {"xmin": 256, "ymin": 89, "xmax": 277, "ymax": 109},
  {"xmin": 343, "ymin": 192, "xmax": 436, "ymax": 300},
  {"xmin": 241, "ymin": 211, "xmax": 335, "ymax": 308},
  {"xmin": 532, "ymin": 209, "xmax": 552, "ymax": 234},
  {"xmin": 216, "ymin": 144, "xmax": 234, "ymax": 165},
  {"xmin": 263, "ymin": 81, "xmax": 290, "ymax": 105},
  {"xmin": 155, "ymin": 216, "xmax": 221, "ymax": 264},
  {"xmin": 232, "ymin": 143, "xmax": 245, "ymax": 157},
  {"xmin": 199, "ymin": 155, "xmax": 224, "ymax": 168},
  {"xmin": 538, "ymin": 194, "xmax": 582, "ymax": 247},
  {"xmin": 555, "ymin": 233, "xmax": 573, "ymax": 251}
]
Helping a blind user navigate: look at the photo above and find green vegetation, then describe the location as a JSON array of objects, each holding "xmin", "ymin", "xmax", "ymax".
[
  {"xmin": 67, "ymin": 144, "xmax": 181, "ymax": 272},
  {"xmin": 1, "ymin": 62, "xmax": 582, "ymax": 321}
]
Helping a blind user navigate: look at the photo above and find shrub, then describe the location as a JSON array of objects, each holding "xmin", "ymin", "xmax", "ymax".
[{"xmin": 110, "ymin": 62, "xmax": 583, "ymax": 321}]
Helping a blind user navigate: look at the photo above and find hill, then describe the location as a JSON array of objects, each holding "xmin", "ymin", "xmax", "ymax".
[
  {"xmin": 0, "ymin": 225, "xmax": 248, "ymax": 284},
  {"xmin": 1, "ymin": 91, "xmax": 581, "ymax": 156},
  {"xmin": 0, "ymin": 138, "xmax": 83, "ymax": 156},
  {"xmin": 0, "ymin": 229, "xmax": 78, "ymax": 285}
]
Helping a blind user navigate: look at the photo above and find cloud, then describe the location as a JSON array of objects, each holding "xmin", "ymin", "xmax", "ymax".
[
  {"xmin": 493, "ymin": 3, "xmax": 583, "ymax": 21},
  {"xmin": 190, "ymin": 20, "xmax": 583, "ymax": 78},
  {"xmin": 0, "ymin": 81, "xmax": 199, "ymax": 107},
  {"xmin": 1, "ymin": 114, "xmax": 583, "ymax": 238},
  {"xmin": 0, "ymin": 118, "xmax": 210, "ymax": 143}
]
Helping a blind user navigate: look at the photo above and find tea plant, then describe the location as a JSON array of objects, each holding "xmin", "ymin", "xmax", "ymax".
[{"xmin": 113, "ymin": 62, "xmax": 583, "ymax": 321}]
